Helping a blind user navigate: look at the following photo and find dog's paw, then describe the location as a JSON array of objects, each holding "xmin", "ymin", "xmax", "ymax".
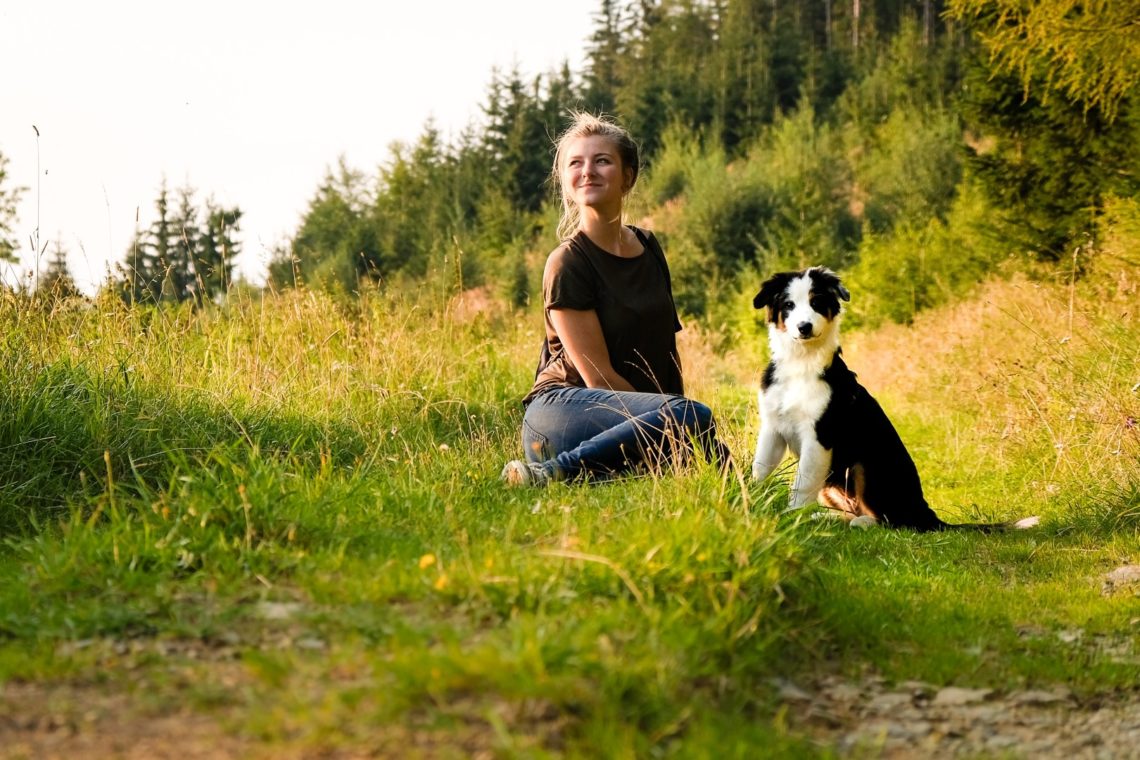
[
  {"xmin": 1012, "ymin": 515, "xmax": 1040, "ymax": 529},
  {"xmin": 849, "ymin": 515, "xmax": 879, "ymax": 529}
]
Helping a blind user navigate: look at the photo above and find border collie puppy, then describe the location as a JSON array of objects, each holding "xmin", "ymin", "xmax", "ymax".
[{"xmin": 751, "ymin": 267, "xmax": 1037, "ymax": 532}]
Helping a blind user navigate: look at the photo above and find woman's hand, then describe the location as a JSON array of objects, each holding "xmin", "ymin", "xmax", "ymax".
[{"xmin": 549, "ymin": 308, "xmax": 637, "ymax": 392}]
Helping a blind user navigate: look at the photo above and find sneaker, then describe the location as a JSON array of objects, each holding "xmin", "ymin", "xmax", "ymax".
[{"xmin": 501, "ymin": 460, "xmax": 553, "ymax": 487}]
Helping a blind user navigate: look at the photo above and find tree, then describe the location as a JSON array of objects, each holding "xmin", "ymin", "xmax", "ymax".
[
  {"xmin": 959, "ymin": 62, "xmax": 1140, "ymax": 257},
  {"xmin": 117, "ymin": 223, "xmax": 163, "ymax": 304},
  {"xmin": 197, "ymin": 200, "xmax": 242, "ymax": 301},
  {"xmin": 113, "ymin": 180, "xmax": 244, "ymax": 304},
  {"xmin": 0, "ymin": 149, "xmax": 26, "ymax": 262},
  {"xmin": 165, "ymin": 184, "xmax": 201, "ymax": 302},
  {"xmin": 583, "ymin": 0, "xmax": 625, "ymax": 113},
  {"xmin": 289, "ymin": 157, "xmax": 376, "ymax": 290},
  {"xmin": 947, "ymin": 0, "xmax": 1140, "ymax": 119},
  {"xmin": 38, "ymin": 236, "xmax": 81, "ymax": 298}
]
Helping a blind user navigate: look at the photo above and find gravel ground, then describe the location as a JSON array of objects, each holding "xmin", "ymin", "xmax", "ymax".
[{"xmin": 776, "ymin": 675, "xmax": 1140, "ymax": 759}]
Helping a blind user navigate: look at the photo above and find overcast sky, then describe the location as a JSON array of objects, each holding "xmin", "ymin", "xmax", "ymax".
[{"xmin": 0, "ymin": 1, "xmax": 598, "ymax": 292}]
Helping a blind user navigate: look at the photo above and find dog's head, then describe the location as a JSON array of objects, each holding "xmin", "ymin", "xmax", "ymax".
[{"xmin": 753, "ymin": 267, "xmax": 850, "ymax": 343}]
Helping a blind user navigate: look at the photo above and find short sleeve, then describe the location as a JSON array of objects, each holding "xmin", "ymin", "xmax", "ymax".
[{"xmin": 543, "ymin": 243, "xmax": 597, "ymax": 311}]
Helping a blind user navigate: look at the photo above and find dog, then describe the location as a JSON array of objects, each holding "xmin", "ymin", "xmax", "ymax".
[{"xmin": 750, "ymin": 266, "xmax": 1038, "ymax": 532}]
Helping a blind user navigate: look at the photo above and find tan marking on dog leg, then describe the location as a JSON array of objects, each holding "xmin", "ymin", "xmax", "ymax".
[
  {"xmin": 819, "ymin": 485, "xmax": 858, "ymax": 521},
  {"xmin": 849, "ymin": 463, "xmax": 880, "ymax": 523}
]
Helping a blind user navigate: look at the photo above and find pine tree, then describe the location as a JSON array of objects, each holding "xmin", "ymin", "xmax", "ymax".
[
  {"xmin": 38, "ymin": 236, "xmax": 81, "ymax": 298},
  {"xmin": 197, "ymin": 200, "xmax": 242, "ymax": 301},
  {"xmin": 167, "ymin": 184, "xmax": 201, "ymax": 302},
  {"xmin": 0, "ymin": 149, "xmax": 25, "ymax": 263},
  {"xmin": 583, "ymin": 0, "xmax": 624, "ymax": 113},
  {"xmin": 291, "ymin": 157, "xmax": 375, "ymax": 289},
  {"xmin": 947, "ymin": 0, "xmax": 1140, "ymax": 119},
  {"xmin": 150, "ymin": 180, "xmax": 177, "ymax": 293},
  {"xmin": 960, "ymin": 61, "xmax": 1140, "ymax": 257},
  {"xmin": 117, "ymin": 220, "xmax": 163, "ymax": 304}
]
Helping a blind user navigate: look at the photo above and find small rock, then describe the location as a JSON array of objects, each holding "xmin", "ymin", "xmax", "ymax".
[
  {"xmin": 1010, "ymin": 688, "xmax": 1072, "ymax": 706},
  {"xmin": 295, "ymin": 637, "xmax": 326, "ymax": 651},
  {"xmin": 824, "ymin": 683, "xmax": 864, "ymax": 703},
  {"xmin": 932, "ymin": 686, "xmax": 993, "ymax": 706},
  {"xmin": 217, "ymin": 630, "xmax": 242, "ymax": 646},
  {"xmin": 867, "ymin": 692, "xmax": 913, "ymax": 712},
  {"xmin": 254, "ymin": 601, "xmax": 303, "ymax": 621},
  {"xmin": 769, "ymin": 678, "xmax": 812, "ymax": 703},
  {"xmin": 899, "ymin": 680, "xmax": 934, "ymax": 695},
  {"xmin": 1103, "ymin": 565, "xmax": 1140, "ymax": 595},
  {"xmin": 1057, "ymin": 628, "xmax": 1084, "ymax": 644},
  {"xmin": 985, "ymin": 734, "xmax": 1022, "ymax": 750}
]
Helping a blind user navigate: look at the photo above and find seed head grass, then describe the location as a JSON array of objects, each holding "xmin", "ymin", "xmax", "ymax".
[{"xmin": 0, "ymin": 261, "xmax": 1137, "ymax": 754}]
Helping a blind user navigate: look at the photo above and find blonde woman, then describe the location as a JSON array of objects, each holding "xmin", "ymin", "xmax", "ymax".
[{"xmin": 502, "ymin": 113, "xmax": 730, "ymax": 486}]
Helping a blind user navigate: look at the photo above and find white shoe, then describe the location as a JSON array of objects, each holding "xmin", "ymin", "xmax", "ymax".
[{"xmin": 500, "ymin": 460, "xmax": 554, "ymax": 487}]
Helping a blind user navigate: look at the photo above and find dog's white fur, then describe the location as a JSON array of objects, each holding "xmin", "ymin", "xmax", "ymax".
[{"xmin": 751, "ymin": 272, "xmax": 842, "ymax": 509}]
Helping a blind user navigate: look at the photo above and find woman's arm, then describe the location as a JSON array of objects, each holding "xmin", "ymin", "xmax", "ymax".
[{"xmin": 549, "ymin": 308, "xmax": 637, "ymax": 392}]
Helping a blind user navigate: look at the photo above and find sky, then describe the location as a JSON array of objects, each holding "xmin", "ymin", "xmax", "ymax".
[{"xmin": 0, "ymin": 1, "xmax": 598, "ymax": 292}]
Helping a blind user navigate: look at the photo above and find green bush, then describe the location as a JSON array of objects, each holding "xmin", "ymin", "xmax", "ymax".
[{"xmin": 843, "ymin": 181, "xmax": 1007, "ymax": 327}]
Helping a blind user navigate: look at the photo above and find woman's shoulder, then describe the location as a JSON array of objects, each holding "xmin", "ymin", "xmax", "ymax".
[
  {"xmin": 545, "ymin": 233, "xmax": 589, "ymax": 267},
  {"xmin": 627, "ymin": 224, "xmax": 660, "ymax": 249}
]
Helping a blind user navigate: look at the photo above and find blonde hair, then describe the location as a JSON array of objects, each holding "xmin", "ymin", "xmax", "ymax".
[{"xmin": 552, "ymin": 112, "xmax": 640, "ymax": 240}]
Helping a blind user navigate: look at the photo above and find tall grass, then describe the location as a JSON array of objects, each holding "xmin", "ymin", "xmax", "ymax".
[
  {"xmin": 0, "ymin": 252, "xmax": 1137, "ymax": 755},
  {"xmin": 0, "ymin": 285, "xmax": 816, "ymax": 755},
  {"xmin": 843, "ymin": 260, "xmax": 1140, "ymax": 526}
]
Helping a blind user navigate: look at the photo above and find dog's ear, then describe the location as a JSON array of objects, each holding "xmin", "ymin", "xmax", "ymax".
[
  {"xmin": 835, "ymin": 279, "xmax": 851, "ymax": 302},
  {"xmin": 811, "ymin": 268, "xmax": 850, "ymax": 302},
  {"xmin": 753, "ymin": 273, "xmax": 791, "ymax": 309}
]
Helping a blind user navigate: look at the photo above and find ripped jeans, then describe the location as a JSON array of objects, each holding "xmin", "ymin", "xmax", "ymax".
[{"xmin": 521, "ymin": 386, "xmax": 731, "ymax": 481}]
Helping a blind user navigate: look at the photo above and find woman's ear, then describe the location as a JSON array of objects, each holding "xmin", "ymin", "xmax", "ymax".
[{"xmin": 623, "ymin": 167, "xmax": 635, "ymax": 193}]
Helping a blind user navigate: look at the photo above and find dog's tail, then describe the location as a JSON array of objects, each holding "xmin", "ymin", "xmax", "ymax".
[{"xmin": 941, "ymin": 515, "xmax": 1040, "ymax": 532}]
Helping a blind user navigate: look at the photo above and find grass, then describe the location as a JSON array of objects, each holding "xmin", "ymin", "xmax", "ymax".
[{"xmin": 0, "ymin": 262, "xmax": 1137, "ymax": 757}]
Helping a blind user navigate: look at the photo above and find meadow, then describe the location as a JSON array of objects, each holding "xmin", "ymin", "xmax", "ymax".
[{"xmin": 0, "ymin": 255, "xmax": 1137, "ymax": 757}]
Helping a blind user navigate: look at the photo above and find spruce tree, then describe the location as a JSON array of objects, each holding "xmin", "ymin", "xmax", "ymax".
[
  {"xmin": 168, "ymin": 184, "xmax": 201, "ymax": 302},
  {"xmin": 198, "ymin": 200, "xmax": 242, "ymax": 301},
  {"xmin": 39, "ymin": 236, "xmax": 81, "ymax": 298},
  {"xmin": 117, "ymin": 221, "xmax": 163, "ymax": 304},
  {"xmin": 0, "ymin": 149, "xmax": 25, "ymax": 263}
]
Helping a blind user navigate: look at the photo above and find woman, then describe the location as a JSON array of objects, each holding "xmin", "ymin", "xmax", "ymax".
[{"xmin": 501, "ymin": 112, "xmax": 730, "ymax": 486}]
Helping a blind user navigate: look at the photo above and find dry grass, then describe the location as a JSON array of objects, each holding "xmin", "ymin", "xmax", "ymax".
[{"xmin": 842, "ymin": 262, "xmax": 1140, "ymax": 507}]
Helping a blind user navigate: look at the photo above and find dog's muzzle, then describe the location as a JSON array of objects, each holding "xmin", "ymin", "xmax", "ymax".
[{"xmin": 796, "ymin": 322, "xmax": 815, "ymax": 339}]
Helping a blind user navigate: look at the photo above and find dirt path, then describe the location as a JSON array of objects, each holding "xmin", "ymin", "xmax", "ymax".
[
  {"xmin": 776, "ymin": 676, "xmax": 1140, "ymax": 758},
  {"xmin": 0, "ymin": 682, "xmax": 253, "ymax": 760}
]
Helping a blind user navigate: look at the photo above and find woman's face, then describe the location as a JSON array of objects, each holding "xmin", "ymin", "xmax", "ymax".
[{"xmin": 561, "ymin": 135, "xmax": 631, "ymax": 212}]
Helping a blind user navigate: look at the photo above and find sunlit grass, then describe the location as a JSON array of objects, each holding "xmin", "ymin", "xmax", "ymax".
[{"xmin": 0, "ymin": 259, "xmax": 1137, "ymax": 755}]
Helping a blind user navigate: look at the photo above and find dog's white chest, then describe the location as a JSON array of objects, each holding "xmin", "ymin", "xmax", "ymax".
[{"xmin": 761, "ymin": 371, "xmax": 831, "ymax": 453}]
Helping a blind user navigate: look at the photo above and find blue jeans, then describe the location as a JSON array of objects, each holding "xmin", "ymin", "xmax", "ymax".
[{"xmin": 521, "ymin": 387, "xmax": 730, "ymax": 481}]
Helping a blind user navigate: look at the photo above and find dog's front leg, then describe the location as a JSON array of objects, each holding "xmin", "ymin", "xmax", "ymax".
[
  {"xmin": 752, "ymin": 423, "xmax": 787, "ymax": 481},
  {"xmin": 790, "ymin": 441, "xmax": 831, "ymax": 509}
]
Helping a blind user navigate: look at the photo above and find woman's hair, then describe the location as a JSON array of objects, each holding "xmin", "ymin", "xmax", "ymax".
[{"xmin": 552, "ymin": 111, "xmax": 640, "ymax": 240}]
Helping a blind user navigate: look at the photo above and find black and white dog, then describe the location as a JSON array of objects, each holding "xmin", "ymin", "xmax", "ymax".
[{"xmin": 750, "ymin": 267, "xmax": 1037, "ymax": 531}]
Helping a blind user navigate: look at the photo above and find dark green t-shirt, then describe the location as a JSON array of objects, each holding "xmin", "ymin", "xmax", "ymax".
[{"xmin": 523, "ymin": 226, "xmax": 683, "ymax": 405}]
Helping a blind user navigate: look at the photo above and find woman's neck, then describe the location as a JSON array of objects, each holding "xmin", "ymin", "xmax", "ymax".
[{"xmin": 579, "ymin": 208, "xmax": 631, "ymax": 257}]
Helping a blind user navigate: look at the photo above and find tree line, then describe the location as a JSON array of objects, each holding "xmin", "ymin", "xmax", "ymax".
[
  {"xmin": 1, "ymin": 0, "xmax": 1138, "ymax": 323},
  {"xmin": 113, "ymin": 181, "xmax": 242, "ymax": 305}
]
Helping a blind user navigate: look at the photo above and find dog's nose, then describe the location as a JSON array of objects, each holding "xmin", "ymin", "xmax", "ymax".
[{"xmin": 797, "ymin": 322, "xmax": 814, "ymax": 338}]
